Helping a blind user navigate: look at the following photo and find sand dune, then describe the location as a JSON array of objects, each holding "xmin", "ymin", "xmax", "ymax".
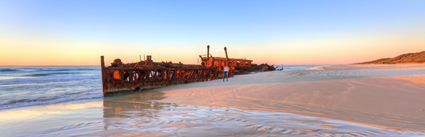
[{"xmin": 360, "ymin": 51, "xmax": 425, "ymax": 64}]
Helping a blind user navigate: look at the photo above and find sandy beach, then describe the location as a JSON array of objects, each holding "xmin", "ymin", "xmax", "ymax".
[
  {"xmin": 1, "ymin": 64, "xmax": 425, "ymax": 136},
  {"xmin": 158, "ymin": 66, "xmax": 425, "ymax": 131}
]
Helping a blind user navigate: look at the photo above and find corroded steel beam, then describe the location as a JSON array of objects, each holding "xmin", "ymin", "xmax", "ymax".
[{"xmin": 101, "ymin": 56, "xmax": 221, "ymax": 96}]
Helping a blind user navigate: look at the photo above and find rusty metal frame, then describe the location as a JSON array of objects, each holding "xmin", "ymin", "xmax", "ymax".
[{"xmin": 100, "ymin": 46, "xmax": 259, "ymax": 96}]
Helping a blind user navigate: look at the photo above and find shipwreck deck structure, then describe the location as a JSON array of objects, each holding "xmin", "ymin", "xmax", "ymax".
[{"xmin": 100, "ymin": 46, "xmax": 273, "ymax": 96}]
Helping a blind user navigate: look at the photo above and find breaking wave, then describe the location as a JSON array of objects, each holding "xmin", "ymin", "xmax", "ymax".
[
  {"xmin": 0, "ymin": 68, "xmax": 19, "ymax": 72},
  {"xmin": 24, "ymin": 72, "xmax": 79, "ymax": 77},
  {"xmin": 0, "ymin": 66, "xmax": 102, "ymax": 110},
  {"xmin": 0, "ymin": 91, "xmax": 102, "ymax": 110}
]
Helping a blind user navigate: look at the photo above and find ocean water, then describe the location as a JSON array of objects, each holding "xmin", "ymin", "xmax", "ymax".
[{"xmin": 0, "ymin": 66, "xmax": 102, "ymax": 110}]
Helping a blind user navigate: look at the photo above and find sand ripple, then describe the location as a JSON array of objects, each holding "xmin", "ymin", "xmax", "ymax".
[{"xmin": 93, "ymin": 98, "xmax": 424, "ymax": 137}]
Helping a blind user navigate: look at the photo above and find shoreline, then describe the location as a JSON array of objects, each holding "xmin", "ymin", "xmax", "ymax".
[
  {"xmin": 154, "ymin": 64, "xmax": 425, "ymax": 132},
  {"xmin": 1, "ymin": 98, "xmax": 424, "ymax": 136},
  {"xmin": 1, "ymin": 64, "xmax": 425, "ymax": 136}
]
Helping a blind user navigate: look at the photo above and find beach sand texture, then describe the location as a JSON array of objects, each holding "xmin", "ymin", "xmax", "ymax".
[
  {"xmin": 1, "ymin": 64, "xmax": 425, "ymax": 136},
  {"xmin": 159, "ymin": 69, "xmax": 425, "ymax": 131}
]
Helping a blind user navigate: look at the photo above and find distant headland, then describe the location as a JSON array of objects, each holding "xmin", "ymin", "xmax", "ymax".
[{"xmin": 359, "ymin": 51, "xmax": 425, "ymax": 64}]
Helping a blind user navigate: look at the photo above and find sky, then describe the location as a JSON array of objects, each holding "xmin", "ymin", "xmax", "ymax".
[{"xmin": 0, "ymin": 0, "xmax": 425, "ymax": 66}]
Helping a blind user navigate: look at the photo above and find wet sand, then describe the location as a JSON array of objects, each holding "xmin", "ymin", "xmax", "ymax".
[
  {"xmin": 1, "ymin": 64, "xmax": 425, "ymax": 136},
  {"xmin": 1, "ymin": 96, "xmax": 424, "ymax": 137},
  {"xmin": 157, "ymin": 64, "xmax": 425, "ymax": 131}
]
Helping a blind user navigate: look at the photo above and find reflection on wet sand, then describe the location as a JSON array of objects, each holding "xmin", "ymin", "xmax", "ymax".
[
  {"xmin": 100, "ymin": 91, "xmax": 181, "ymax": 136},
  {"xmin": 103, "ymin": 90, "xmax": 166, "ymax": 118},
  {"xmin": 0, "ymin": 89, "xmax": 424, "ymax": 136},
  {"xmin": 97, "ymin": 91, "xmax": 425, "ymax": 137}
]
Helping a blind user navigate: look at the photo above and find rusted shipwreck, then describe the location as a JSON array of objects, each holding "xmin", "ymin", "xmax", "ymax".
[{"xmin": 100, "ymin": 46, "xmax": 274, "ymax": 96}]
